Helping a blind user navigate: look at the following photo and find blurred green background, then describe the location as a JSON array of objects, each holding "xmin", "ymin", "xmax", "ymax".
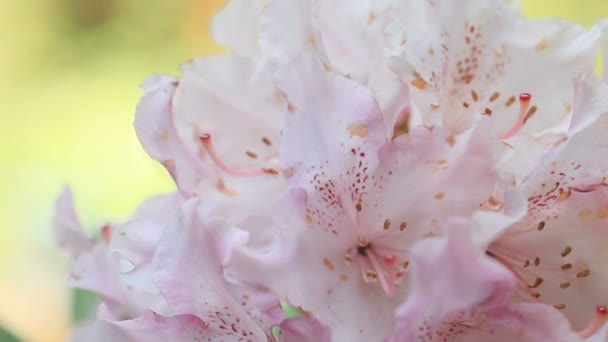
[{"xmin": 0, "ymin": 1, "xmax": 605, "ymax": 341}]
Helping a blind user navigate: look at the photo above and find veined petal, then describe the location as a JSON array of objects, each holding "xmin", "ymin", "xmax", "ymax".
[{"xmin": 278, "ymin": 316, "xmax": 332, "ymax": 342}]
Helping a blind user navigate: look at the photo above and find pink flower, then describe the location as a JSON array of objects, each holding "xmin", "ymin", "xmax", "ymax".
[
  {"xmin": 229, "ymin": 55, "xmax": 501, "ymax": 341},
  {"xmin": 56, "ymin": 0, "xmax": 608, "ymax": 340},
  {"xmin": 486, "ymin": 73, "xmax": 608, "ymax": 334},
  {"xmin": 213, "ymin": 0, "xmax": 411, "ymax": 135},
  {"xmin": 389, "ymin": 218, "xmax": 608, "ymax": 341},
  {"xmin": 385, "ymin": 0, "xmax": 604, "ymax": 183},
  {"xmin": 134, "ymin": 57, "xmax": 285, "ymax": 195}
]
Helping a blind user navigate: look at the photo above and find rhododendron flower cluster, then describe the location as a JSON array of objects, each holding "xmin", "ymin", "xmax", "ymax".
[{"xmin": 54, "ymin": 0, "xmax": 608, "ymax": 341}]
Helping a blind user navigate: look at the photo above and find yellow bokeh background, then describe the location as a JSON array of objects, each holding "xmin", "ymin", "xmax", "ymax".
[{"xmin": 0, "ymin": 1, "xmax": 605, "ymax": 341}]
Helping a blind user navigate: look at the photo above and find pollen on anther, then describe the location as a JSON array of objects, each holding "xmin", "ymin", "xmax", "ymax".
[
  {"xmin": 537, "ymin": 221, "xmax": 545, "ymax": 231},
  {"xmin": 529, "ymin": 277, "xmax": 544, "ymax": 288},
  {"xmin": 523, "ymin": 106, "xmax": 538, "ymax": 123},
  {"xmin": 561, "ymin": 246, "xmax": 572, "ymax": 257},
  {"xmin": 577, "ymin": 269, "xmax": 590, "ymax": 278},
  {"xmin": 399, "ymin": 222, "xmax": 408, "ymax": 231},
  {"xmin": 561, "ymin": 263, "xmax": 573, "ymax": 270},
  {"xmin": 533, "ymin": 257, "xmax": 540, "ymax": 266},
  {"xmin": 383, "ymin": 219, "xmax": 391, "ymax": 230},
  {"xmin": 262, "ymin": 168, "xmax": 279, "ymax": 175},
  {"xmin": 261, "ymin": 137, "xmax": 272, "ymax": 146},
  {"xmin": 560, "ymin": 282, "xmax": 571, "ymax": 289},
  {"xmin": 323, "ymin": 258, "xmax": 335, "ymax": 271},
  {"xmin": 554, "ymin": 304, "xmax": 566, "ymax": 310},
  {"xmin": 355, "ymin": 203, "xmax": 362, "ymax": 212},
  {"xmin": 505, "ymin": 96, "xmax": 516, "ymax": 107},
  {"xmin": 471, "ymin": 90, "xmax": 479, "ymax": 102},
  {"xmin": 245, "ymin": 151, "xmax": 258, "ymax": 159}
]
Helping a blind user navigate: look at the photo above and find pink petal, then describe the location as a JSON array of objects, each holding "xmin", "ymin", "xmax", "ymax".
[
  {"xmin": 172, "ymin": 55, "xmax": 284, "ymax": 185},
  {"xmin": 259, "ymin": 0, "xmax": 322, "ymax": 63},
  {"xmin": 134, "ymin": 74, "xmax": 204, "ymax": 192},
  {"xmin": 152, "ymin": 199, "xmax": 278, "ymax": 340},
  {"xmin": 210, "ymin": 0, "xmax": 265, "ymax": 57},
  {"xmin": 279, "ymin": 316, "xmax": 331, "ymax": 342},
  {"xmin": 53, "ymin": 187, "xmax": 93, "ymax": 259}
]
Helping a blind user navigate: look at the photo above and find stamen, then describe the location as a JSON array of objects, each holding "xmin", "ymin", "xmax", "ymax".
[
  {"xmin": 199, "ymin": 134, "xmax": 265, "ymax": 177},
  {"xmin": 366, "ymin": 249, "xmax": 396, "ymax": 297},
  {"xmin": 578, "ymin": 306, "xmax": 608, "ymax": 338},
  {"xmin": 486, "ymin": 251, "xmax": 541, "ymax": 298},
  {"xmin": 498, "ymin": 93, "xmax": 532, "ymax": 139}
]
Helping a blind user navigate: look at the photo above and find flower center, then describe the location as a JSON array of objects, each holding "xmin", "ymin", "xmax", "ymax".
[{"xmin": 344, "ymin": 236, "xmax": 408, "ymax": 297}]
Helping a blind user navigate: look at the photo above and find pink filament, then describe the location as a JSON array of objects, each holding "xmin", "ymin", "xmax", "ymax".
[
  {"xmin": 365, "ymin": 249, "xmax": 396, "ymax": 297},
  {"xmin": 199, "ymin": 134, "xmax": 265, "ymax": 177},
  {"xmin": 578, "ymin": 306, "xmax": 608, "ymax": 338},
  {"xmin": 498, "ymin": 93, "xmax": 532, "ymax": 140},
  {"xmin": 485, "ymin": 250, "xmax": 540, "ymax": 299}
]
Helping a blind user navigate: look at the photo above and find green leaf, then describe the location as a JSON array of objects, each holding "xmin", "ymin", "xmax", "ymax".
[
  {"xmin": 281, "ymin": 302, "xmax": 304, "ymax": 319},
  {"xmin": 0, "ymin": 324, "xmax": 22, "ymax": 342},
  {"xmin": 72, "ymin": 288, "xmax": 99, "ymax": 323}
]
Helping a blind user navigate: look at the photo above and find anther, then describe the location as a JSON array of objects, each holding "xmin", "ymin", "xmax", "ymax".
[
  {"xmin": 577, "ymin": 306, "xmax": 608, "ymax": 338},
  {"xmin": 498, "ymin": 93, "xmax": 532, "ymax": 139}
]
